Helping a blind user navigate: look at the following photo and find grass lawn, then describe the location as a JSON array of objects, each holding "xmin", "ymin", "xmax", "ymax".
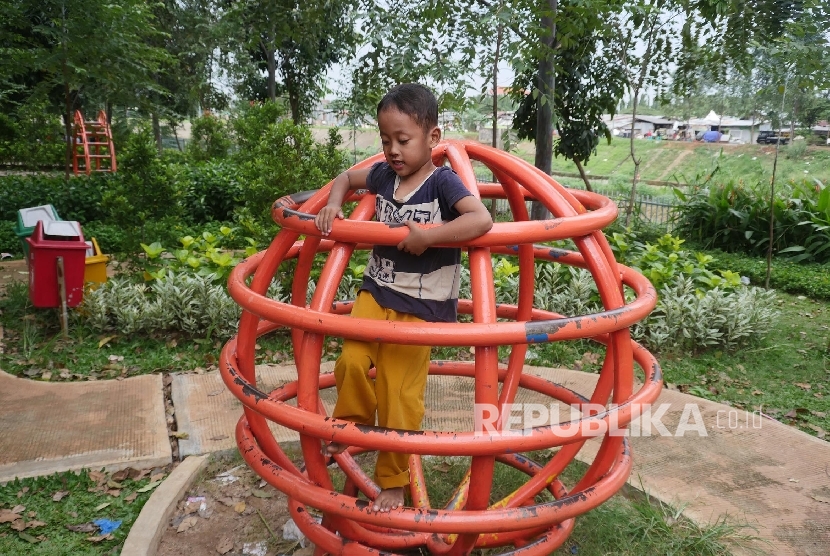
[
  {"xmin": 0, "ymin": 467, "xmax": 167, "ymax": 555},
  {"xmin": 658, "ymin": 292, "xmax": 829, "ymax": 439},
  {"xmin": 512, "ymin": 138, "xmax": 830, "ymax": 186}
]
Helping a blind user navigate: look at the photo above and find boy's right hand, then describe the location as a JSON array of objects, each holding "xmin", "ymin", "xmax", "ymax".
[{"xmin": 315, "ymin": 205, "xmax": 344, "ymax": 236}]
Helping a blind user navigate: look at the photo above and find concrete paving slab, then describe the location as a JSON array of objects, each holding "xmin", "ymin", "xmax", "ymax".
[
  {"xmin": 0, "ymin": 370, "xmax": 172, "ymax": 482},
  {"xmin": 172, "ymin": 364, "xmax": 830, "ymax": 555},
  {"xmin": 172, "ymin": 363, "xmax": 566, "ymax": 456}
]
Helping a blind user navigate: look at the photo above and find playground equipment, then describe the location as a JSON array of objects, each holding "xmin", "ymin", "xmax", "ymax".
[
  {"xmin": 72, "ymin": 110, "xmax": 117, "ymax": 175},
  {"xmin": 220, "ymin": 141, "xmax": 662, "ymax": 555}
]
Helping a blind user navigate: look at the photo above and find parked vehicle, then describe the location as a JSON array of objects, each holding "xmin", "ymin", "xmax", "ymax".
[{"xmin": 756, "ymin": 130, "xmax": 790, "ymax": 145}]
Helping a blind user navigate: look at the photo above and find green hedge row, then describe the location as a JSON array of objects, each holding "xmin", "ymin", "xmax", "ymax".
[{"xmin": 711, "ymin": 249, "xmax": 830, "ymax": 300}]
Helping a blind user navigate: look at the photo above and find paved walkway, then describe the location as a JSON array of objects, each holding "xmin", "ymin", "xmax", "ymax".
[{"xmin": 1, "ymin": 363, "xmax": 828, "ymax": 555}]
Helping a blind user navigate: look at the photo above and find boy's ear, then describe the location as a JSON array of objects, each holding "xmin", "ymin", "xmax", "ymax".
[{"xmin": 429, "ymin": 126, "xmax": 441, "ymax": 147}]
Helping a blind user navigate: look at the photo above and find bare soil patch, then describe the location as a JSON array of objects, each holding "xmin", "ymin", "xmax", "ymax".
[
  {"xmin": 156, "ymin": 452, "xmax": 301, "ymax": 556},
  {"xmin": 0, "ymin": 259, "xmax": 28, "ymax": 293}
]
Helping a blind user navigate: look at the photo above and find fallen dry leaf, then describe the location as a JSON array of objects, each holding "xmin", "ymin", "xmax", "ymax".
[
  {"xmin": 125, "ymin": 492, "xmax": 138, "ymax": 502},
  {"xmin": 66, "ymin": 523, "xmax": 97, "ymax": 533},
  {"xmin": 10, "ymin": 505, "xmax": 25, "ymax": 514},
  {"xmin": 98, "ymin": 336, "xmax": 115, "ymax": 348},
  {"xmin": 25, "ymin": 520, "xmax": 46, "ymax": 529},
  {"xmin": 16, "ymin": 487, "xmax": 29, "ymax": 497},
  {"xmin": 18, "ymin": 532, "xmax": 40, "ymax": 543},
  {"xmin": 86, "ymin": 534, "xmax": 114, "ymax": 543},
  {"xmin": 107, "ymin": 479, "xmax": 123, "ymax": 489},
  {"xmin": 136, "ymin": 481, "xmax": 162, "ymax": 493},
  {"xmin": 207, "ymin": 390, "xmax": 223, "ymax": 397},
  {"xmin": 176, "ymin": 516, "xmax": 199, "ymax": 533},
  {"xmin": 233, "ymin": 501, "xmax": 246, "ymax": 514},
  {"xmin": 171, "ymin": 431, "xmax": 189, "ymax": 439},
  {"xmin": 88, "ymin": 471, "xmax": 106, "ymax": 483},
  {"xmin": 131, "ymin": 468, "xmax": 151, "ymax": 480},
  {"xmin": 150, "ymin": 473, "xmax": 166, "ymax": 483},
  {"xmin": 93, "ymin": 502, "xmax": 111, "ymax": 512},
  {"xmin": 251, "ymin": 489, "xmax": 273, "ymax": 499},
  {"xmin": 51, "ymin": 491, "xmax": 69, "ymax": 502},
  {"xmin": 107, "ymin": 489, "xmax": 121, "ymax": 497},
  {"xmin": 0, "ymin": 510, "xmax": 21, "ymax": 524},
  {"xmin": 10, "ymin": 520, "xmax": 27, "ymax": 531},
  {"xmin": 795, "ymin": 383, "xmax": 812, "ymax": 390}
]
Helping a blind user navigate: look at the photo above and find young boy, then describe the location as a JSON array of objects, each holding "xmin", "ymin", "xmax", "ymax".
[{"xmin": 314, "ymin": 83, "xmax": 493, "ymax": 513}]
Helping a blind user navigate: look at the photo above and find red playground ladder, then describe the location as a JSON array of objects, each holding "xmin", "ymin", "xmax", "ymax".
[{"xmin": 72, "ymin": 110, "xmax": 117, "ymax": 175}]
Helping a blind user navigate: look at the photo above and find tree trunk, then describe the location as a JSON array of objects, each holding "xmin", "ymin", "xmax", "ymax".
[
  {"xmin": 264, "ymin": 41, "xmax": 277, "ymax": 102},
  {"xmin": 574, "ymin": 159, "xmax": 593, "ymax": 192},
  {"xmin": 106, "ymin": 101, "xmax": 113, "ymax": 126},
  {"xmin": 490, "ymin": 23, "xmax": 502, "ymax": 220},
  {"xmin": 63, "ymin": 71, "xmax": 72, "ymax": 180},
  {"xmin": 152, "ymin": 112, "xmax": 163, "ymax": 155},
  {"xmin": 531, "ymin": 0, "xmax": 557, "ymax": 221},
  {"xmin": 625, "ymin": 89, "xmax": 641, "ymax": 227},
  {"xmin": 287, "ymin": 73, "xmax": 301, "ymax": 125},
  {"xmin": 624, "ymin": 17, "xmax": 658, "ymax": 227}
]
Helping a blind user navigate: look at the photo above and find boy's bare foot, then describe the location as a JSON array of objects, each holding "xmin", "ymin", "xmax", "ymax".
[
  {"xmin": 324, "ymin": 442, "xmax": 348, "ymax": 455},
  {"xmin": 371, "ymin": 487, "xmax": 404, "ymax": 513}
]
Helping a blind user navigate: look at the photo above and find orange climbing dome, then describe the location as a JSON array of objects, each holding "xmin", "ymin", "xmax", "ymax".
[
  {"xmin": 220, "ymin": 141, "xmax": 663, "ymax": 556},
  {"xmin": 72, "ymin": 110, "xmax": 116, "ymax": 176}
]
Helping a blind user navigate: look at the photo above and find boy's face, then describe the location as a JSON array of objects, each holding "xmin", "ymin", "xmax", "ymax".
[{"xmin": 377, "ymin": 108, "xmax": 440, "ymax": 179}]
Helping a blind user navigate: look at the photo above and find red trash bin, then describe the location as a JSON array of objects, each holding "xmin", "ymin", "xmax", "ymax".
[{"xmin": 26, "ymin": 220, "xmax": 88, "ymax": 308}]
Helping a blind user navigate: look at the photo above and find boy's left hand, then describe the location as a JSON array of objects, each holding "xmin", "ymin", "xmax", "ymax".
[{"xmin": 397, "ymin": 221, "xmax": 430, "ymax": 256}]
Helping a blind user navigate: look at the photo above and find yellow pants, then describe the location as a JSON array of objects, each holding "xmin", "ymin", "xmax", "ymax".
[{"xmin": 332, "ymin": 291, "xmax": 431, "ymax": 489}]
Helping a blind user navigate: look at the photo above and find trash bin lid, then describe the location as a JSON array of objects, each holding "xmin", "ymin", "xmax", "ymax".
[
  {"xmin": 19, "ymin": 205, "xmax": 58, "ymax": 228},
  {"xmin": 43, "ymin": 220, "xmax": 82, "ymax": 239}
]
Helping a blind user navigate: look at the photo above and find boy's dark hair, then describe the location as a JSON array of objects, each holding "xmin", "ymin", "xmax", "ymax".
[{"xmin": 377, "ymin": 84, "xmax": 438, "ymax": 132}]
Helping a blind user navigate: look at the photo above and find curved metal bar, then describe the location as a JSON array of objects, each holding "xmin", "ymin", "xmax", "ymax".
[{"xmin": 221, "ymin": 140, "xmax": 661, "ymax": 555}]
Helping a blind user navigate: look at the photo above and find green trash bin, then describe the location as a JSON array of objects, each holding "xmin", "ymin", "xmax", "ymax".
[{"xmin": 15, "ymin": 204, "xmax": 61, "ymax": 258}]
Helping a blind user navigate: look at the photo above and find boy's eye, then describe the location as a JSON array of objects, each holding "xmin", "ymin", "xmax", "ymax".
[{"xmin": 399, "ymin": 140, "xmax": 409, "ymax": 145}]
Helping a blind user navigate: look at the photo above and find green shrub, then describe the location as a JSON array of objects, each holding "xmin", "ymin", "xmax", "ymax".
[
  {"xmin": 0, "ymin": 174, "xmax": 111, "ymax": 223},
  {"xmin": 141, "ymin": 225, "xmax": 257, "ymax": 284},
  {"xmin": 0, "ymin": 97, "xmax": 65, "ymax": 169},
  {"xmin": 455, "ymin": 231, "xmax": 778, "ymax": 353},
  {"xmin": 231, "ymin": 102, "xmax": 348, "ymax": 219},
  {"xmin": 634, "ymin": 277, "xmax": 778, "ymax": 353},
  {"xmin": 0, "ymin": 221, "xmax": 21, "ymax": 256},
  {"xmin": 785, "ymin": 139, "xmax": 807, "ymax": 159},
  {"xmin": 100, "ymin": 128, "xmax": 182, "ymax": 249},
  {"xmin": 82, "ymin": 273, "xmax": 242, "ymax": 340},
  {"xmin": 705, "ymin": 249, "xmax": 830, "ymax": 300},
  {"xmin": 181, "ymin": 161, "xmax": 243, "ymax": 223},
  {"xmin": 672, "ymin": 178, "xmax": 830, "ymax": 263},
  {"xmin": 187, "ymin": 114, "xmax": 232, "ymax": 162},
  {"xmin": 81, "ymin": 271, "xmax": 289, "ymax": 340},
  {"xmin": 609, "ymin": 232, "xmax": 742, "ymax": 292}
]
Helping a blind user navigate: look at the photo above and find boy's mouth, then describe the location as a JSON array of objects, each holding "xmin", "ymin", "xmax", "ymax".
[{"xmin": 390, "ymin": 160, "xmax": 404, "ymax": 170}]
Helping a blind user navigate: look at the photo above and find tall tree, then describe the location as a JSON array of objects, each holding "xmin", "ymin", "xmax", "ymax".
[
  {"xmin": 222, "ymin": 0, "xmax": 358, "ymax": 124},
  {"xmin": 1, "ymin": 0, "xmax": 168, "ymax": 174},
  {"xmin": 510, "ymin": 15, "xmax": 626, "ymax": 193}
]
